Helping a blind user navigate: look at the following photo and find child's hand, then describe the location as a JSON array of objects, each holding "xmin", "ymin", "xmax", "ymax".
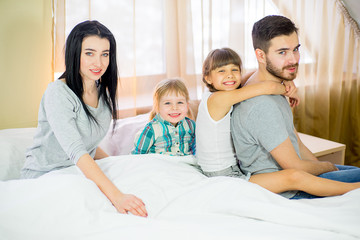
[
  {"xmin": 283, "ymin": 80, "xmax": 297, "ymax": 96},
  {"xmin": 266, "ymin": 81, "xmax": 287, "ymax": 95},
  {"xmin": 283, "ymin": 81, "xmax": 300, "ymax": 107},
  {"xmin": 288, "ymin": 94, "xmax": 300, "ymax": 107}
]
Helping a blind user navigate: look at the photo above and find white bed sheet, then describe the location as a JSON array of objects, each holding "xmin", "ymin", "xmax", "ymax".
[
  {"xmin": 1, "ymin": 154, "xmax": 359, "ymax": 240},
  {"xmin": 0, "ymin": 128, "xmax": 36, "ymax": 180}
]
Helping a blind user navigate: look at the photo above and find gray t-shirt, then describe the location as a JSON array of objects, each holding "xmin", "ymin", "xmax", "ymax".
[
  {"xmin": 21, "ymin": 80, "xmax": 111, "ymax": 178},
  {"xmin": 231, "ymin": 95, "xmax": 300, "ymax": 198}
]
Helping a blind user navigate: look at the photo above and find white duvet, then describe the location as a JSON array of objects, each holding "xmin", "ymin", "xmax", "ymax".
[{"xmin": 1, "ymin": 154, "xmax": 360, "ymax": 240}]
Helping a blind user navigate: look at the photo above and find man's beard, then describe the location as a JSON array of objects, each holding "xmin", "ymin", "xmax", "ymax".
[{"xmin": 266, "ymin": 57, "xmax": 298, "ymax": 81}]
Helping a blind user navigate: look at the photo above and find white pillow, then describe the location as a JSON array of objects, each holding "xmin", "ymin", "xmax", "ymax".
[
  {"xmin": 0, "ymin": 128, "xmax": 36, "ymax": 181},
  {"xmin": 99, "ymin": 113, "xmax": 150, "ymax": 156},
  {"xmin": 0, "ymin": 114, "xmax": 149, "ymax": 180}
]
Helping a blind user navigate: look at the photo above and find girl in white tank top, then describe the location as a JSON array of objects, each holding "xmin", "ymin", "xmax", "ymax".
[{"xmin": 196, "ymin": 48, "xmax": 360, "ymax": 199}]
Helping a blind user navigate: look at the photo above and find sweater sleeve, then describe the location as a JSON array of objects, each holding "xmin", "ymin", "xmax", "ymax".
[{"xmin": 43, "ymin": 84, "xmax": 88, "ymax": 164}]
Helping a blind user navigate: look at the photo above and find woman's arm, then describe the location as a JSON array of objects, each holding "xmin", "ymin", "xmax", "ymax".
[
  {"xmin": 207, "ymin": 81, "xmax": 286, "ymax": 121},
  {"xmin": 94, "ymin": 147, "xmax": 109, "ymax": 160},
  {"xmin": 77, "ymin": 153, "xmax": 148, "ymax": 217},
  {"xmin": 42, "ymin": 84, "xmax": 147, "ymax": 215}
]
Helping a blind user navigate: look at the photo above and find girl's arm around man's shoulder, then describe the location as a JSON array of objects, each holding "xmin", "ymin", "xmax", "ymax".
[{"xmin": 207, "ymin": 81, "xmax": 285, "ymax": 121}]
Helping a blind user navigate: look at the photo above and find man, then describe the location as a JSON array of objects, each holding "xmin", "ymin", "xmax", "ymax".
[{"xmin": 231, "ymin": 15, "xmax": 360, "ymax": 199}]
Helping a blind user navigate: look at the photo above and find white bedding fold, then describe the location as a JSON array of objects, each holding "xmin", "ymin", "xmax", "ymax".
[{"xmin": 1, "ymin": 154, "xmax": 359, "ymax": 240}]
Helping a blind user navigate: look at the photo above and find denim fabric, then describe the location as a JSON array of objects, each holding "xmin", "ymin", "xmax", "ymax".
[
  {"xmin": 290, "ymin": 191, "xmax": 320, "ymax": 200},
  {"xmin": 291, "ymin": 164, "xmax": 360, "ymax": 199},
  {"xmin": 203, "ymin": 165, "xmax": 251, "ymax": 180},
  {"xmin": 318, "ymin": 165, "xmax": 360, "ymax": 183}
]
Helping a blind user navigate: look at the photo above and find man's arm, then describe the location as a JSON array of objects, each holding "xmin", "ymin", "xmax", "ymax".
[
  {"xmin": 293, "ymin": 129, "xmax": 319, "ymax": 161},
  {"xmin": 270, "ymin": 137, "xmax": 338, "ymax": 175}
]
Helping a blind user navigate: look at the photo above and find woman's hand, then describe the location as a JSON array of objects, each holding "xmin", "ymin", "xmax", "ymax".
[
  {"xmin": 76, "ymin": 154, "xmax": 148, "ymax": 217},
  {"xmin": 110, "ymin": 191, "xmax": 148, "ymax": 217},
  {"xmin": 283, "ymin": 81, "xmax": 300, "ymax": 107}
]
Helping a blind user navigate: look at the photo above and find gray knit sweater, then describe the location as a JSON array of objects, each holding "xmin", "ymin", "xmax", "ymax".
[{"xmin": 21, "ymin": 80, "xmax": 111, "ymax": 178}]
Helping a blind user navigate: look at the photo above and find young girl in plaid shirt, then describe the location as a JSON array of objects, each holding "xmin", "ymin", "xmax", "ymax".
[{"xmin": 132, "ymin": 78, "xmax": 196, "ymax": 156}]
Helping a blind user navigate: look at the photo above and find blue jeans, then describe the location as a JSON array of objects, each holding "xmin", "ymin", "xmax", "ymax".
[
  {"xmin": 291, "ymin": 165, "xmax": 360, "ymax": 200},
  {"xmin": 318, "ymin": 165, "xmax": 360, "ymax": 182}
]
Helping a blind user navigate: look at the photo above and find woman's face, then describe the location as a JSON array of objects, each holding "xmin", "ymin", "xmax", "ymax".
[{"xmin": 80, "ymin": 35, "xmax": 110, "ymax": 83}]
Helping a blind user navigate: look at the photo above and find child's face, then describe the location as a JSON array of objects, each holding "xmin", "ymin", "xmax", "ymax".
[
  {"xmin": 205, "ymin": 64, "xmax": 241, "ymax": 91},
  {"xmin": 158, "ymin": 92, "xmax": 189, "ymax": 126}
]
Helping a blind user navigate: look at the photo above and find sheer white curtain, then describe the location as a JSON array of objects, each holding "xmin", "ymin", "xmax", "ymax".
[
  {"xmin": 53, "ymin": 0, "xmax": 360, "ymax": 165},
  {"xmin": 273, "ymin": 0, "xmax": 360, "ymax": 166},
  {"xmin": 53, "ymin": 0, "xmax": 279, "ymax": 115},
  {"xmin": 54, "ymin": 0, "xmax": 169, "ymax": 116}
]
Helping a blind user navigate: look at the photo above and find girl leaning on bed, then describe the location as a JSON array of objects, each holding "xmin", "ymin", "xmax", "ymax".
[
  {"xmin": 20, "ymin": 20, "xmax": 147, "ymax": 217},
  {"xmin": 196, "ymin": 47, "xmax": 360, "ymax": 198}
]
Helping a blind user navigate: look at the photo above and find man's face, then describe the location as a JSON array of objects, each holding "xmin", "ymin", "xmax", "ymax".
[{"xmin": 265, "ymin": 32, "xmax": 300, "ymax": 81}]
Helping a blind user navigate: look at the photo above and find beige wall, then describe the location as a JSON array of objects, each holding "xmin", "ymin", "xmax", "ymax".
[{"xmin": 0, "ymin": 0, "xmax": 52, "ymax": 129}]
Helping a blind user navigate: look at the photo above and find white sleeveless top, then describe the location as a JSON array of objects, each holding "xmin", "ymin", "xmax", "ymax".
[{"xmin": 196, "ymin": 91, "xmax": 237, "ymax": 172}]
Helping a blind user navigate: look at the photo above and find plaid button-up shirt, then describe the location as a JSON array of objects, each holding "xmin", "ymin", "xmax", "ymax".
[{"xmin": 131, "ymin": 114, "xmax": 196, "ymax": 156}]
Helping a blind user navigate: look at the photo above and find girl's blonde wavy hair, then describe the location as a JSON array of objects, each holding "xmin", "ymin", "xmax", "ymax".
[{"xmin": 149, "ymin": 78, "xmax": 193, "ymax": 120}]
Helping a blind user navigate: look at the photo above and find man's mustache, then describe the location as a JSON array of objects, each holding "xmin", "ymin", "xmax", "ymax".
[{"xmin": 284, "ymin": 63, "xmax": 298, "ymax": 70}]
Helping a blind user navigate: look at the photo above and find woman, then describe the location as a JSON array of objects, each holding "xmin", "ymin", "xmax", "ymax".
[{"xmin": 21, "ymin": 20, "xmax": 147, "ymax": 217}]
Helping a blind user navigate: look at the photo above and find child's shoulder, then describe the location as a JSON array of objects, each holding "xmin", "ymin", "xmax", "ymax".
[
  {"xmin": 144, "ymin": 118, "xmax": 158, "ymax": 128},
  {"xmin": 200, "ymin": 91, "xmax": 212, "ymax": 101},
  {"xmin": 184, "ymin": 117, "xmax": 196, "ymax": 128},
  {"xmin": 184, "ymin": 116, "xmax": 195, "ymax": 122},
  {"xmin": 141, "ymin": 116, "xmax": 165, "ymax": 131}
]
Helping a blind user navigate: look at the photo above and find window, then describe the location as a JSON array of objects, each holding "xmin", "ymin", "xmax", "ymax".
[
  {"xmin": 64, "ymin": 0, "xmax": 165, "ymax": 77},
  {"xmin": 54, "ymin": 0, "xmax": 312, "ymax": 112},
  {"xmin": 190, "ymin": 0, "xmax": 280, "ymax": 73}
]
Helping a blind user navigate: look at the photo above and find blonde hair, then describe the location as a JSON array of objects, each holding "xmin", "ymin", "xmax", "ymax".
[{"xmin": 149, "ymin": 78, "xmax": 193, "ymax": 120}]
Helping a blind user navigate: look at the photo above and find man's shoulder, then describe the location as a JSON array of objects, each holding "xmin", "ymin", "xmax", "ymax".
[{"xmin": 233, "ymin": 95, "xmax": 280, "ymax": 111}]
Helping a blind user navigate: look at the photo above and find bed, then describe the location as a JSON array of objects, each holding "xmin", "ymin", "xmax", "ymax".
[{"xmin": 1, "ymin": 113, "xmax": 360, "ymax": 240}]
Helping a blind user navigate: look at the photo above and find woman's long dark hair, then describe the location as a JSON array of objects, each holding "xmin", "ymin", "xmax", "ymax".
[{"xmin": 59, "ymin": 20, "xmax": 118, "ymax": 129}]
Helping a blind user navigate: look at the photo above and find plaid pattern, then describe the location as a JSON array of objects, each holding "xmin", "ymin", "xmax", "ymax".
[{"xmin": 132, "ymin": 114, "xmax": 196, "ymax": 156}]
